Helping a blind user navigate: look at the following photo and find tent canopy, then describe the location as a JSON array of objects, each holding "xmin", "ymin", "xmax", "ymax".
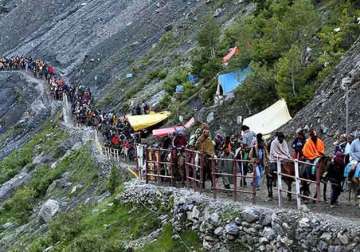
[
  {"xmin": 242, "ymin": 99, "xmax": 292, "ymax": 135},
  {"xmin": 153, "ymin": 126, "xmax": 185, "ymax": 138},
  {"xmin": 152, "ymin": 117, "xmax": 195, "ymax": 137},
  {"xmin": 223, "ymin": 47, "xmax": 240, "ymax": 65},
  {"xmin": 217, "ymin": 66, "xmax": 252, "ymax": 94},
  {"xmin": 127, "ymin": 111, "xmax": 171, "ymax": 131}
]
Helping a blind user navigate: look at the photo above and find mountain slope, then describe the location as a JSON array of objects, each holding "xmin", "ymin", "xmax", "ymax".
[{"xmin": 282, "ymin": 37, "xmax": 360, "ymax": 146}]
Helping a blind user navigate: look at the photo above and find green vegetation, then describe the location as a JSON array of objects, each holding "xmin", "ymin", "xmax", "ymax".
[
  {"xmin": 139, "ymin": 224, "xmax": 203, "ymax": 252},
  {"xmin": 27, "ymin": 200, "xmax": 163, "ymax": 251},
  {"xmin": 0, "ymin": 145, "xmax": 97, "ymax": 225},
  {"xmin": 0, "ymin": 122, "xmax": 68, "ymax": 185},
  {"xmin": 26, "ymin": 197, "xmax": 202, "ymax": 252},
  {"xmin": 192, "ymin": 0, "xmax": 360, "ymax": 112},
  {"xmin": 107, "ymin": 165, "xmax": 121, "ymax": 194},
  {"xmin": 191, "ymin": 17, "xmax": 223, "ymax": 82}
]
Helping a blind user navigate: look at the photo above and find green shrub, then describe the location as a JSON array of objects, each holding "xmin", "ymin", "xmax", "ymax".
[
  {"xmin": 2, "ymin": 187, "xmax": 36, "ymax": 224},
  {"xmin": 107, "ymin": 166, "xmax": 121, "ymax": 194}
]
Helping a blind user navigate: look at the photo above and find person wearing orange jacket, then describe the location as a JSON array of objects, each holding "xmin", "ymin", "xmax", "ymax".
[{"xmin": 302, "ymin": 129, "xmax": 325, "ymax": 177}]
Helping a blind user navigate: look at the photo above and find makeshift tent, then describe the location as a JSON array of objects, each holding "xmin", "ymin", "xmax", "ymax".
[
  {"xmin": 242, "ymin": 99, "xmax": 292, "ymax": 135},
  {"xmin": 217, "ymin": 66, "xmax": 252, "ymax": 95},
  {"xmin": 127, "ymin": 111, "xmax": 171, "ymax": 131},
  {"xmin": 223, "ymin": 47, "xmax": 239, "ymax": 65},
  {"xmin": 176, "ymin": 85, "xmax": 184, "ymax": 94},
  {"xmin": 187, "ymin": 74, "xmax": 199, "ymax": 85},
  {"xmin": 184, "ymin": 117, "xmax": 195, "ymax": 128},
  {"xmin": 152, "ymin": 117, "xmax": 195, "ymax": 137},
  {"xmin": 153, "ymin": 126, "xmax": 185, "ymax": 137}
]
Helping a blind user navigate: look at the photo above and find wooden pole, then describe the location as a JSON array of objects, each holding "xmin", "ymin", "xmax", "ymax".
[{"xmin": 294, "ymin": 159, "xmax": 301, "ymax": 209}]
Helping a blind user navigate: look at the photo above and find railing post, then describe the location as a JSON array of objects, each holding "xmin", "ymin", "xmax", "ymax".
[
  {"xmin": 316, "ymin": 161, "xmax": 321, "ymax": 203},
  {"xmin": 294, "ymin": 159, "xmax": 301, "ymax": 209},
  {"xmin": 156, "ymin": 148, "xmax": 161, "ymax": 184},
  {"xmin": 170, "ymin": 149, "xmax": 175, "ymax": 186},
  {"xmin": 199, "ymin": 153, "xmax": 205, "ymax": 193},
  {"xmin": 212, "ymin": 158, "xmax": 217, "ymax": 199},
  {"xmin": 240, "ymin": 152, "xmax": 244, "ymax": 187},
  {"xmin": 252, "ymin": 161, "xmax": 256, "ymax": 205},
  {"xmin": 233, "ymin": 159, "xmax": 237, "ymax": 201},
  {"xmin": 277, "ymin": 158, "xmax": 282, "ymax": 208},
  {"xmin": 192, "ymin": 152, "xmax": 196, "ymax": 191},
  {"xmin": 185, "ymin": 150, "xmax": 190, "ymax": 188},
  {"xmin": 145, "ymin": 147, "xmax": 149, "ymax": 184}
]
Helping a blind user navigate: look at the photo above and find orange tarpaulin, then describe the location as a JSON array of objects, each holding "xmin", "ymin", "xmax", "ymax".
[{"xmin": 223, "ymin": 47, "xmax": 240, "ymax": 65}]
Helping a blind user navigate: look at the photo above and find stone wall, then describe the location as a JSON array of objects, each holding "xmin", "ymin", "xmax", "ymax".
[{"xmin": 119, "ymin": 181, "xmax": 360, "ymax": 252}]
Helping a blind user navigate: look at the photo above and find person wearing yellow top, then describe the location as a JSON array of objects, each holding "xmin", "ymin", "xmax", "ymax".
[{"xmin": 196, "ymin": 128, "xmax": 215, "ymax": 189}]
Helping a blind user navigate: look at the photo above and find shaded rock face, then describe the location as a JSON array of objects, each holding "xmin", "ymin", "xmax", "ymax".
[
  {"xmin": 282, "ymin": 38, "xmax": 360, "ymax": 147},
  {"xmin": 0, "ymin": 72, "xmax": 37, "ymax": 129},
  {"xmin": 0, "ymin": 0, "xmax": 207, "ymax": 93},
  {"xmin": 38, "ymin": 199, "xmax": 60, "ymax": 223},
  {"xmin": 0, "ymin": 71, "xmax": 53, "ymax": 159}
]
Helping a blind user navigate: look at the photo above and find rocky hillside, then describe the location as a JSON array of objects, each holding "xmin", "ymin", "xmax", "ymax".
[
  {"xmin": 0, "ymin": 71, "xmax": 55, "ymax": 159},
  {"xmin": 1, "ymin": 0, "xmax": 360, "ymax": 251},
  {"xmin": 282, "ymin": 37, "xmax": 360, "ymax": 146}
]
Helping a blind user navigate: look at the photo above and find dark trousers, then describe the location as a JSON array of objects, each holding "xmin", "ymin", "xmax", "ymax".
[
  {"xmin": 202, "ymin": 155, "xmax": 213, "ymax": 189},
  {"xmin": 330, "ymin": 182, "xmax": 341, "ymax": 205}
]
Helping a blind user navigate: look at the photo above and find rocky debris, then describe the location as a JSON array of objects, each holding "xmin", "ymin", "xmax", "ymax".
[
  {"xmin": 282, "ymin": 38, "xmax": 360, "ymax": 148},
  {"xmin": 38, "ymin": 199, "xmax": 60, "ymax": 223},
  {"xmin": 125, "ymin": 228, "xmax": 162, "ymax": 250},
  {"xmin": 118, "ymin": 180, "xmax": 360, "ymax": 251},
  {"xmin": 0, "ymin": 167, "xmax": 31, "ymax": 202}
]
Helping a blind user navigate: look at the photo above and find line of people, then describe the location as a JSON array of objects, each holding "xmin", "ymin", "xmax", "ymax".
[
  {"xmin": 0, "ymin": 55, "xmax": 141, "ymax": 161},
  {"xmin": 151, "ymin": 123, "xmax": 360, "ymax": 207}
]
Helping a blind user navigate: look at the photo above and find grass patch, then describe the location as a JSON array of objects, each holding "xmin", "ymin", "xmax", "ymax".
[
  {"xmin": 0, "ymin": 145, "xmax": 96, "ymax": 225},
  {"xmin": 0, "ymin": 122, "xmax": 68, "ymax": 185},
  {"xmin": 138, "ymin": 224, "xmax": 203, "ymax": 252},
  {"xmin": 27, "ymin": 200, "xmax": 162, "ymax": 251}
]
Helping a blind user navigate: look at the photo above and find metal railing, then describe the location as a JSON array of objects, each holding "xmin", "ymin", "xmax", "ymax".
[
  {"xmin": 100, "ymin": 144, "xmax": 326, "ymax": 210},
  {"xmin": 275, "ymin": 157, "xmax": 321, "ymax": 209}
]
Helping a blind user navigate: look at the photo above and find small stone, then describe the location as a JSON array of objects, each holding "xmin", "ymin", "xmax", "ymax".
[
  {"xmin": 2, "ymin": 222, "xmax": 15, "ymax": 229},
  {"xmin": 227, "ymin": 234, "xmax": 236, "ymax": 241},
  {"xmin": 203, "ymin": 240, "xmax": 212, "ymax": 250},
  {"xmin": 337, "ymin": 233, "xmax": 349, "ymax": 245},
  {"xmin": 321, "ymin": 232, "xmax": 332, "ymax": 241},
  {"xmin": 204, "ymin": 235, "xmax": 216, "ymax": 242},
  {"xmin": 214, "ymin": 227, "xmax": 224, "ymax": 236},
  {"xmin": 169, "ymin": 234, "xmax": 178, "ymax": 241},
  {"xmin": 39, "ymin": 199, "xmax": 60, "ymax": 223},
  {"xmin": 280, "ymin": 237, "xmax": 293, "ymax": 246},
  {"xmin": 241, "ymin": 208, "xmax": 259, "ymax": 223},
  {"xmin": 225, "ymin": 223, "xmax": 239, "ymax": 236},
  {"xmin": 259, "ymin": 237, "xmax": 268, "ymax": 244},
  {"xmin": 262, "ymin": 227, "xmax": 276, "ymax": 241},
  {"xmin": 259, "ymin": 245, "xmax": 266, "ymax": 251},
  {"xmin": 188, "ymin": 206, "xmax": 200, "ymax": 221},
  {"xmin": 261, "ymin": 213, "xmax": 272, "ymax": 226},
  {"xmin": 299, "ymin": 218, "xmax": 310, "ymax": 228},
  {"xmin": 318, "ymin": 240, "xmax": 328, "ymax": 251},
  {"xmin": 282, "ymin": 223, "xmax": 289, "ymax": 230},
  {"xmin": 210, "ymin": 213, "xmax": 220, "ymax": 225}
]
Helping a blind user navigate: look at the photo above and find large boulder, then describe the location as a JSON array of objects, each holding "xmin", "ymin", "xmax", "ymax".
[{"xmin": 38, "ymin": 199, "xmax": 60, "ymax": 223}]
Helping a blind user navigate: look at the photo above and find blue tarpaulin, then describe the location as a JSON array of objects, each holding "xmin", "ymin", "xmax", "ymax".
[
  {"xmin": 218, "ymin": 66, "xmax": 252, "ymax": 94},
  {"xmin": 175, "ymin": 85, "xmax": 184, "ymax": 94},
  {"xmin": 187, "ymin": 74, "xmax": 199, "ymax": 85}
]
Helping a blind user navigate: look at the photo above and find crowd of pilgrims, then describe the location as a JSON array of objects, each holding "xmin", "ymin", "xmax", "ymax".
[
  {"xmin": 2, "ymin": 56, "xmax": 360, "ymax": 207},
  {"xmin": 0, "ymin": 56, "xmax": 142, "ymax": 158}
]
